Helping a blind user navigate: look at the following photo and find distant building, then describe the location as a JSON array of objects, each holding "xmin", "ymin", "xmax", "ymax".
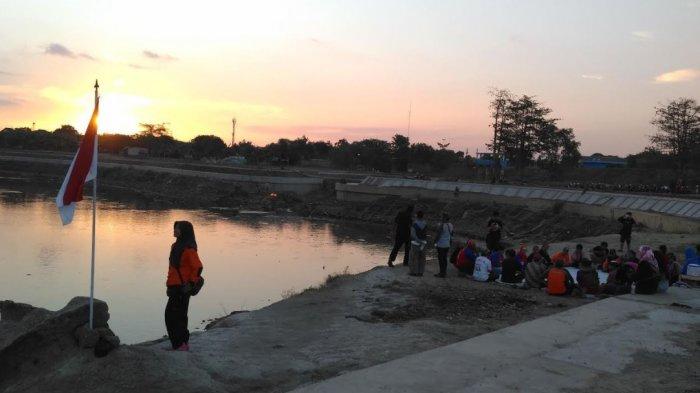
[
  {"xmin": 120, "ymin": 147, "xmax": 148, "ymax": 157},
  {"xmin": 220, "ymin": 155, "xmax": 247, "ymax": 166},
  {"xmin": 474, "ymin": 151, "xmax": 509, "ymax": 168},
  {"xmin": 580, "ymin": 153, "xmax": 626, "ymax": 168}
]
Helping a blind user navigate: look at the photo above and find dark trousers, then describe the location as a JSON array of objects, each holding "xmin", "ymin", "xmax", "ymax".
[
  {"xmin": 389, "ymin": 237, "xmax": 411, "ymax": 265},
  {"xmin": 437, "ymin": 247, "xmax": 449, "ymax": 276},
  {"xmin": 165, "ymin": 293, "xmax": 190, "ymax": 349}
]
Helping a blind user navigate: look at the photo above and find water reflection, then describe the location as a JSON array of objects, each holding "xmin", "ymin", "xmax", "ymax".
[{"xmin": 0, "ymin": 197, "xmax": 388, "ymax": 344}]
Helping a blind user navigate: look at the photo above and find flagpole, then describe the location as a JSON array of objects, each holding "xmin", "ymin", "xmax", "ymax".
[{"xmin": 89, "ymin": 80, "xmax": 99, "ymax": 330}]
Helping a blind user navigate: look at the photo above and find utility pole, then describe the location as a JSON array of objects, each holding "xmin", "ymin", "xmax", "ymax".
[
  {"xmin": 407, "ymin": 102, "xmax": 412, "ymax": 141},
  {"xmin": 231, "ymin": 118, "xmax": 237, "ymax": 147},
  {"xmin": 406, "ymin": 102, "xmax": 412, "ymax": 173}
]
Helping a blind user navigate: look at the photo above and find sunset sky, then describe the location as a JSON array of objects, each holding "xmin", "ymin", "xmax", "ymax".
[{"xmin": 1, "ymin": 0, "xmax": 699, "ymax": 155}]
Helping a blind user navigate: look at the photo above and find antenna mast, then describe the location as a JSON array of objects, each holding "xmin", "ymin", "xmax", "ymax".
[
  {"xmin": 231, "ymin": 118, "xmax": 237, "ymax": 147},
  {"xmin": 407, "ymin": 102, "xmax": 412, "ymax": 141}
]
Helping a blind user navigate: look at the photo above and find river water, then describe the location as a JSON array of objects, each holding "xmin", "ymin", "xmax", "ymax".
[{"xmin": 0, "ymin": 189, "xmax": 388, "ymax": 344}]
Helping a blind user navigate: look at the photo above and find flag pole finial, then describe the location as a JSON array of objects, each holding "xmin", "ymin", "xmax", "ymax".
[{"xmin": 94, "ymin": 79, "xmax": 99, "ymax": 106}]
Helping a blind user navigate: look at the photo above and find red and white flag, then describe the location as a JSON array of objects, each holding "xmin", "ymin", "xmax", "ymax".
[{"xmin": 56, "ymin": 99, "xmax": 99, "ymax": 225}]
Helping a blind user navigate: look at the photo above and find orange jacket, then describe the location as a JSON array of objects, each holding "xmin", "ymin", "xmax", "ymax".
[
  {"xmin": 547, "ymin": 268, "xmax": 567, "ymax": 295},
  {"xmin": 166, "ymin": 248, "xmax": 203, "ymax": 287},
  {"xmin": 551, "ymin": 252, "xmax": 571, "ymax": 266}
]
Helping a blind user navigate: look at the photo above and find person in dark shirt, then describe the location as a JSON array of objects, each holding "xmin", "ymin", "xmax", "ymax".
[
  {"xmin": 591, "ymin": 241, "xmax": 609, "ymax": 267},
  {"xmin": 527, "ymin": 245, "xmax": 542, "ymax": 264},
  {"xmin": 576, "ymin": 259, "xmax": 600, "ymax": 295},
  {"xmin": 388, "ymin": 205, "xmax": 413, "ymax": 267},
  {"xmin": 485, "ymin": 211, "xmax": 504, "ymax": 251},
  {"xmin": 539, "ymin": 243, "xmax": 552, "ymax": 265},
  {"xmin": 618, "ymin": 212, "xmax": 636, "ymax": 253},
  {"xmin": 634, "ymin": 257, "xmax": 660, "ymax": 295},
  {"xmin": 500, "ymin": 249, "xmax": 524, "ymax": 284}
]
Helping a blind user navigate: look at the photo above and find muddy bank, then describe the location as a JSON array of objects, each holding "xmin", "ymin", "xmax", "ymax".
[{"xmin": 1, "ymin": 160, "xmax": 621, "ymax": 246}]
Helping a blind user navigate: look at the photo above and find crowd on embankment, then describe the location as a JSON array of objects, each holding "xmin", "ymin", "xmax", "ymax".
[{"xmin": 387, "ymin": 205, "xmax": 700, "ymax": 297}]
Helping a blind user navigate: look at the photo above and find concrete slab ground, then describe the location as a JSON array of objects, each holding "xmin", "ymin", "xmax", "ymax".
[{"xmin": 291, "ymin": 288, "xmax": 700, "ymax": 393}]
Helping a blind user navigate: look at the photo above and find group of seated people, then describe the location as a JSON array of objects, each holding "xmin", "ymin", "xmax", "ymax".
[{"xmin": 450, "ymin": 240, "xmax": 696, "ymax": 297}]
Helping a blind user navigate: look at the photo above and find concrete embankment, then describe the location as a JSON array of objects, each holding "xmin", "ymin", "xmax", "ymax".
[
  {"xmin": 0, "ymin": 154, "xmax": 324, "ymax": 195},
  {"xmin": 336, "ymin": 177, "xmax": 700, "ymax": 233},
  {"xmin": 292, "ymin": 287, "xmax": 700, "ymax": 393}
]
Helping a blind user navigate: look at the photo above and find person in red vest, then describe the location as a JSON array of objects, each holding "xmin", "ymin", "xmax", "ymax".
[
  {"xmin": 547, "ymin": 260, "xmax": 575, "ymax": 296},
  {"xmin": 551, "ymin": 247, "xmax": 572, "ymax": 266},
  {"xmin": 166, "ymin": 221, "xmax": 204, "ymax": 351}
]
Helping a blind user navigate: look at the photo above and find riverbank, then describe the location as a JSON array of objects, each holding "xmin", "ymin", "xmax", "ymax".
[
  {"xmin": 4, "ymin": 247, "xmax": 700, "ymax": 393},
  {"xmin": 0, "ymin": 159, "xmax": 624, "ymax": 247},
  {"xmin": 2, "ymin": 260, "xmax": 593, "ymax": 393}
]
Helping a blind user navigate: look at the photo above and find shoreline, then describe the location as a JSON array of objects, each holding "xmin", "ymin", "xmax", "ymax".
[{"xmin": 1, "ymin": 261, "xmax": 595, "ymax": 393}]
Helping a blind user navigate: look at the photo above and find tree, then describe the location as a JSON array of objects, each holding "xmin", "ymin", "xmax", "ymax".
[
  {"xmin": 231, "ymin": 140, "xmax": 263, "ymax": 163},
  {"xmin": 134, "ymin": 123, "xmax": 177, "ymax": 157},
  {"xmin": 409, "ymin": 143, "xmax": 434, "ymax": 166},
  {"xmin": 330, "ymin": 139, "xmax": 353, "ymax": 168},
  {"xmin": 487, "ymin": 88, "xmax": 512, "ymax": 182},
  {"xmin": 391, "ymin": 134, "xmax": 410, "ymax": 171},
  {"xmin": 558, "ymin": 128, "xmax": 582, "ymax": 168},
  {"xmin": 352, "ymin": 139, "xmax": 392, "ymax": 172},
  {"xmin": 137, "ymin": 123, "xmax": 171, "ymax": 138},
  {"xmin": 649, "ymin": 98, "xmax": 700, "ymax": 174},
  {"xmin": 53, "ymin": 125, "xmax": 79, "ymax": 140},
  {"xmin": 99, "ymin": 133, "xmax": 135, "ymax": 154},
  {"xmin": 497, "ymin": 95, "xmax": 556, "ymax": 170},
  {"xmin": 190, "ymin": 135, "xmax": 227, "ymax": 159}
]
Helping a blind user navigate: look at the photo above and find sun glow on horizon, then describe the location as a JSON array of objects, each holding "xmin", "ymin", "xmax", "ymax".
[{"xmin": 40, "ymin": 85, "xmax": 152, "ymax": 135}]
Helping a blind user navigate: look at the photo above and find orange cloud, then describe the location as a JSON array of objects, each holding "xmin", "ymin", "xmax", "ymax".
[{"xmin": 654, "ymin": 68, "xmax": 700, "ymax": 83}]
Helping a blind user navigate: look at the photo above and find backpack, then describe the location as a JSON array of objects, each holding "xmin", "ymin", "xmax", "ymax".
[
  {"xmin": 413, "ymin": 222, "xmax": 428, "ymax": 240},
  {"xmin": 176, "ymin": 266, "xmax": 205, "ymax": 296}
]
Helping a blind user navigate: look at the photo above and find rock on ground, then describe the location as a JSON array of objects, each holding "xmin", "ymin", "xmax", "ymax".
[{"xmin": 0, "ymin": 297, "xmax": 118, "ymax": 390}]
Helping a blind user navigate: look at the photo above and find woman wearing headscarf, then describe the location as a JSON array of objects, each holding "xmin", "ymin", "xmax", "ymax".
[
  {"xmin": 454, "ymin": 239, "xmax": 477, "ymax": 276},
  {"xmin": 516, "ymin": 244, "xmax": 528, "ymax": 269},
  {"xmin": 634, "ymin": 248, "xmax": 660, "ymax": 295},
  {"xmin": 165, "ymin": 221, "xmax": 204, "ymax": 351}
]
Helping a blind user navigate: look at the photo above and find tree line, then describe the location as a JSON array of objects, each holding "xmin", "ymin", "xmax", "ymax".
[{"xmin": 1, "ymin": 92, "xmax": 697, "ymax": 175}]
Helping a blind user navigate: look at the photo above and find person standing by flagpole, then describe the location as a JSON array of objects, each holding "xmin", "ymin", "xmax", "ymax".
[{"xmin": 56, "ymin": 80, "xmax": 100, "ymax": 329}]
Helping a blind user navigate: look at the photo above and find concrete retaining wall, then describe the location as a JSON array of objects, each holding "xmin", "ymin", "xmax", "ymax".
[{"xmin": 336, "ymin": 177, "xmax": 700, "ymax": 233}]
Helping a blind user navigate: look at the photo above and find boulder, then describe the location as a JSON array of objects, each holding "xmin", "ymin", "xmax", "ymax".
[{"xmin": 0, "ymin": 297, "xmax": 118, "ymax": 388}]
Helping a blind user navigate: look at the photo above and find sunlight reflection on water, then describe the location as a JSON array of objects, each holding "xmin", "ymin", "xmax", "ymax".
[{"xmin": 0, "ymin": 197, "xmax": 387, "ymax": 343}]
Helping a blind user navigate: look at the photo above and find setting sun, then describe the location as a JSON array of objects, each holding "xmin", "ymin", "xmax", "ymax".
[{"xmin": 92, "ymin": 92, "xmax": 150, "ymax": 134}]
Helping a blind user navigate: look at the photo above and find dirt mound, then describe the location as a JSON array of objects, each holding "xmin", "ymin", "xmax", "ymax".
[
  {"xmin": 306, "ymin": 196, "xmax": 620, "ymax": 244},
  {"xmin": 369, "ymin": 279, "xmax": 541, "ymax": 324}
]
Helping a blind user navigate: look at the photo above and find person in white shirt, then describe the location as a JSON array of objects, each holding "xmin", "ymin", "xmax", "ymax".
[
  {"xmin": 473, "ymin": 256, "xmax": 493, "ymax": 282},
  {"xmin": 434, "ymin": 213, "xmax": 454, "ymax": 278}
]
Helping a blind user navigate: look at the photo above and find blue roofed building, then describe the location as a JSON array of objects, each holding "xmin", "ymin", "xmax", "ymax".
[{"xmin": 579, "ymin": 153, "xmax": 627, "ymax": 168}]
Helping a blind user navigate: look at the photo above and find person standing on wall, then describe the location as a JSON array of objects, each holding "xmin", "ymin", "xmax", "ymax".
[
  {"xmin": 166, "ymin": 221, "xmax": 204, "ymax": 351},
  {"xmin": 434, "ymin": 213, "xmax": 454, "ymax": 278},
  {"xmin": 618, "ymin": 212, "xmax": 636, "ymax": 253},
  {"xmin": 388, "ymin": 205, "xmax": 414, "ymax": 267}
]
